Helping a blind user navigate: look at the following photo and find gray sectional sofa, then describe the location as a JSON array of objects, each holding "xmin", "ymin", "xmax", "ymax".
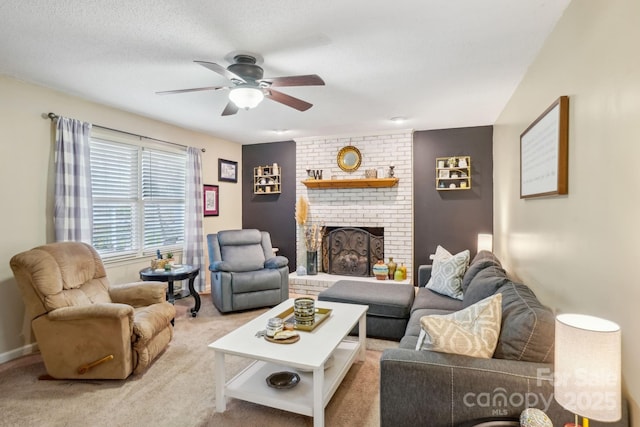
[{"xmin": 379, "ymin": 251, "xmax": 628, "ymax": 427}]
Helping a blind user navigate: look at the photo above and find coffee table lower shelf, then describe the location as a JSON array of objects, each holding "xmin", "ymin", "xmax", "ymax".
[{"xmin": 224, "ymin": 339, "xmax": 360, "ymax": 417}]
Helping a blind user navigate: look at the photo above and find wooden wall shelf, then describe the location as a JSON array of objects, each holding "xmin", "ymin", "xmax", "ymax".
[{"xmin": 302, "ymin": 178, "xmax": 399, "ymax": 189}]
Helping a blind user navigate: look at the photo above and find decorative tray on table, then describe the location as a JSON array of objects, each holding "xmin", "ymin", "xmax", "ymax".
[{"xmin": 275, "ymin": 307, "xmax": 333, "ymax": 332}]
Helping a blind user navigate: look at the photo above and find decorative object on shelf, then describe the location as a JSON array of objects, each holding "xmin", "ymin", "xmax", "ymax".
[
  {"xmin": 218, "ymin": 158, "xmax": 238, "ymax": 183},
  {"xmin": 266, "ymin": 371, "xmax": 300, "ymax": 389},
  {"xmin": 203, "ymin": 184, "xmax": 219, "ymax": 216},
  {"xmin": 365, "ymin": 168, "xmax": 377, "ymax": 178},
  {"xmin": 387, "ymin": 257, "xmax": 397, "ymax": 280},
  {"xmin": 253, "ymin": 164, "xmax": 281, "ymax": 194},
  {"xmin": 337, "ymin": 145, "xmax": 362, "ymax": 172},
  {"xmin": 520, "ymin": 96, "xmax": 569, "ymax": 199},
  {"xmin": 394, "ymin": 268, "xmax": 404, "ymax": 281},
  {"xmin": 436, "ymin": 156, "xmax": 471, "ymax": 191},
  {"xmin": 372, "ymin": 260, "xmax": 389, "ymax": 280},
  {"xmin": 388, "ymin": 165, "xmax": 395, "ymax": 178},
  {"xmin": 399, "ymin": 263, "xmax": 407, "ymax": 280},
  {"xmin": 554, "ymin": 313, "xmax": 621, "ymax": 426}
]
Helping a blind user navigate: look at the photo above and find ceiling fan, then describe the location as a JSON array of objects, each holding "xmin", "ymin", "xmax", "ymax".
[{"xmin": 156, "ymin": 54, "xmax": 325, "ymax": 116}]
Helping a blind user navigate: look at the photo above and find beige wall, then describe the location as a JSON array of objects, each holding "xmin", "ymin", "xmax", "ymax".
[
  {"xmin": 0, "ymin": 75, "xmax": 242, "ymax": 361},
  {"xmin": 493, "ymin": 0, "xmax": 640, "ymax": 423}
]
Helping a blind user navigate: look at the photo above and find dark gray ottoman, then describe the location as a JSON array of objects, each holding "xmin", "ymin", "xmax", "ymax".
[{"xmin": 318, "ymin": 280, "xmax": 415, "ymax": 341}]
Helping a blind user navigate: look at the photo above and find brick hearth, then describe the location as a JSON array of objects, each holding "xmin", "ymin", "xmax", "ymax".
[{"xmin": 289, "ymin": 272, "xmax": 411, "ymax": 296}]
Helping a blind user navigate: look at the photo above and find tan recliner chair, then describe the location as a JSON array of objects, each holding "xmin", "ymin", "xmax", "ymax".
[{"xmin": 10, "ymin": 241, "xmax": 176, "ymax": 379}]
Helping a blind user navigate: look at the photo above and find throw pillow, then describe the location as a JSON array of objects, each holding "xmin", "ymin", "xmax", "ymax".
[
  {"xmin": 425, "ymin": 245, "xmax": 470, "ymax": 300},
  {"xmin": 493, "ymin": 282, "xmax": 555, "ymax": 363},
  {"xmin": 415, "ymin": 293, "xmax": 502, "ymax": 358}
]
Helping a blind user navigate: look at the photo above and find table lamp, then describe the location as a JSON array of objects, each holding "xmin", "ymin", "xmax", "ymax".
[
  {"xmin": 477, "ymin": 233, "xmax": 493, "ymax": 252},
  {"xmin": 554, "ymin": 313, "xmax": 621, "ymax": 427}
]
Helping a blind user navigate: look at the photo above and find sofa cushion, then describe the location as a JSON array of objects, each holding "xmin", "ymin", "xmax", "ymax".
[
  {"xmin": 412, "ymin": 287, "xmax": 464, "ymax": 314},
  {"xmin": 416, "ymin": 293, "xmax": 502, "ymax": 358},
  {"xmin": 426, "ymin": 245, "xmax": 470, "ymax": 300},
  {"xmin": 493, "ymin": 282, "xmax": 555, "ymax": 363},
  {"xmin": 462, "ymin": 265, "xmax": 510, "ymax": 308},
  {"xmin": 461, "ymin": 250, "xmax": 503, "ymax": 294}
]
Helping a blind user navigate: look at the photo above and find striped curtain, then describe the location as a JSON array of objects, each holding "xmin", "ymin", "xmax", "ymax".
[
  {"xmin": 54, "ymin": 116, "xmax": 93, "ymax": 243},
  {"xmin": 183, "ymin": 147, "xmax": 205, "ymax": 291}
]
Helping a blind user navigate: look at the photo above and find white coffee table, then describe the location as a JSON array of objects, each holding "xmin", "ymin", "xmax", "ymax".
[{"xmin": 209, "ymin": 298, "xmax": 368, "ymax": 427}]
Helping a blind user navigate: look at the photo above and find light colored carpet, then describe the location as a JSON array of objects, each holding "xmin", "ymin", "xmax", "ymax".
[{"xmin": 0, "ymin": 296, "xmax": 397, "ymax": 427}]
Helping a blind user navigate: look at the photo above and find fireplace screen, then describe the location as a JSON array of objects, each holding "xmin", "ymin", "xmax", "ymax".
[{"xmin": 322, "ymin": 227, "xmax": 384, "ymax": 277}]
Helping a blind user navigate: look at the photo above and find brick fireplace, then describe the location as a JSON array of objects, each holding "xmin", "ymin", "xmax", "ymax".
[{"xmin": 292, "ymin": 130, "xmax": 413, "ymax": 295}]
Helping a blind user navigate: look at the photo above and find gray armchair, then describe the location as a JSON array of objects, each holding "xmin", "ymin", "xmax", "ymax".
[{"xmin": 207, "ymin": 229, "xmax": 289, "ymax": 313}]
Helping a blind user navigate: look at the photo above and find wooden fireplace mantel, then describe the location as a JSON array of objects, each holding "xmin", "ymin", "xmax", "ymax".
[{"xmin": 301, "ymin": 178, "xmax": 399, "ymax": 189}]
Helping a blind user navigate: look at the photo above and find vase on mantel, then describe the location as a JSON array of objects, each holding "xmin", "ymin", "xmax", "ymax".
[
  {"xmin": 387, "ymin": 257, "xmax": 397, "ymax": 280},
  {"xmin": 306, "ymin": 251, "xmax": 318, "ymax": 275},
  {"xmin": 372, "ymin": 260, "xmax": 388, "ymax": 280}
]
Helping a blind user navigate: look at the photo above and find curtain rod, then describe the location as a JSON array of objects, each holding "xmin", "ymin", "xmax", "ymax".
[{"xmin": 45, "ymin": 112, "xmax": 206, "ymax": 152}]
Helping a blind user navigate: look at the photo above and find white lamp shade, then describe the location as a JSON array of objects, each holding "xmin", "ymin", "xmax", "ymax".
[
  {"xmin": 477, "ymin": 233, "xmax": 493, "ymax": 252},
  {"xmin": 229, "ymin": 86, "xmax": 264, "ymax": 109},
  {"xmin": 554, "ymin": 313, "xmax": 621, "ymax": 422}
]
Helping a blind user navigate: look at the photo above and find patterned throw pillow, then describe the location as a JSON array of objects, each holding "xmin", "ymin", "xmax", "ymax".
[
  {"xmin": 425, "ymin": 245, "xmax": 470, "ymax": 300},
  {"xmin": 415, "ymin": 293, "xmax": 502, "ymax": 358}
]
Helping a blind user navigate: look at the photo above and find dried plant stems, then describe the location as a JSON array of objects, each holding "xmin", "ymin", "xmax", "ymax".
[
  {"xmin": 304, "ymin": 223, "xmax": 325, "ymax": 251},
  {"xmin": 295, "ymin": 196, "xmax": 309, "ymax": 226}
]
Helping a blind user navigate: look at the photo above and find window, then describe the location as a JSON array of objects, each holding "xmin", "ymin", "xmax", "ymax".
[{"xmin": 90, "ymin": 134, "xmax": 186, "ymax": 259}]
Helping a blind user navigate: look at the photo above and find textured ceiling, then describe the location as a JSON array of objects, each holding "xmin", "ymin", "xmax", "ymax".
[{"xmin": 0, "ymin": 0, "xmax": 570, "ymax": 144}]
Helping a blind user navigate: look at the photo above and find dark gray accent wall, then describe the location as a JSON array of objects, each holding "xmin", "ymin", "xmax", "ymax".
[
  {"xmin": 242, "ymin": 141, "xmax": 296, "ymax": 272},
  {"xmin": 413, "ymin": 126, "xmax": 493, "ymax": 285}
]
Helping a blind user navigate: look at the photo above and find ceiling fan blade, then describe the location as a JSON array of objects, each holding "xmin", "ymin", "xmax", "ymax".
[
  {"xmin": 265, "ymin": 89, "xmax": 313, "ymax": 111},
  {"xmin": 221, "ymin": 101, "xmax": 239, "ymax": 116},
  {"xmin": 259, "ymin": 74, "xmax": 325, "ymax": 87},
  {"xmin": 195, "ymin": 60, "xmax": 246, "ymax": 83},
  {"xmin": 156, "ymin": 86, "xmax": 226, "ymax": 95}
]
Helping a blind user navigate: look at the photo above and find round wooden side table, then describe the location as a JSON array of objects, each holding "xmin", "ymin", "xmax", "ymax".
[{"xmin": 139, "ymin": 265, "xmax": 201, "ymax": 317}]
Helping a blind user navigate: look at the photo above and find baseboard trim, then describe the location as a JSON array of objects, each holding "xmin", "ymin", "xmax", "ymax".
[{"xmin": 0, "ymin": 343, "xmax": 39, "ymax": 364}]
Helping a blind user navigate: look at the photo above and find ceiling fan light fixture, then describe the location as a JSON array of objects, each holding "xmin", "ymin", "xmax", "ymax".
[{"xmin": 229, "ymin": 86, "xmax": 264, "ymax": 109}]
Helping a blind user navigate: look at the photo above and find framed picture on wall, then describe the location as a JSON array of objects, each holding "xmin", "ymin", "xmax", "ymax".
[
  {"xmin": 203, "ymin": 184, "xmax": 219, "ymax": 216},
  {"xmin": 520, "ymin": 96, "xmax": 569, "ymax": 198},
  {"xmin": 218, "ymin": 158, "xmax": 238, "ymax": 183}
]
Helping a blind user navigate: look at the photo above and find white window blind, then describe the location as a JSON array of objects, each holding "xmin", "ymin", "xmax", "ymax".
[
  {"xmin": 90, "ymin": 137, "xmax": 186, "ymax": 259},
  {"xmin": 142, "ymin": 148, "xmax": 186, "ymax": 250}
]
